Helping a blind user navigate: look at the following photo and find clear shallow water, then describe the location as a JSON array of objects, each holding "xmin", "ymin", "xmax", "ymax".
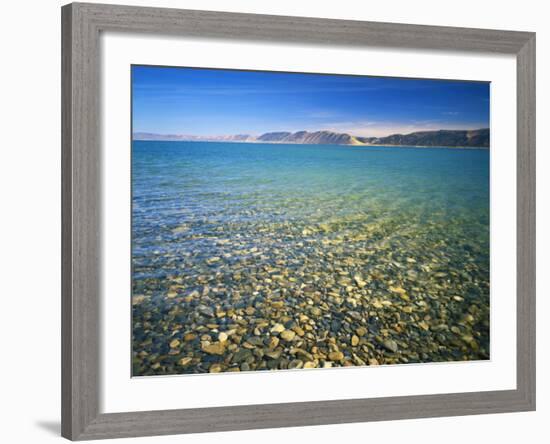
[{"xmin": 132, "ymin": 141, "xmax": 490, "ymax": 375}]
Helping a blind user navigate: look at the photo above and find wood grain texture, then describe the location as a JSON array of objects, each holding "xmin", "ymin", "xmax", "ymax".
[
  {"xmin": 62, "ymin": 3, "xmax": 101, "ymax": 439},
  {"xmin": 516, "ymin": 35, "xmax": 536, "ymax": 409},
  {"xmin": 61, "ymin": 2, "xmax": 536, "ymax": 440},
  {"xmin": 76, "ymin": 2, "xmax": 532, "ymax": 53},
  {"xmin": 77, "ymin": 390, "xmax": 531, "ymax": 440},
  {"xmin": 61, "ymin": 4, "xmax": 74, "ymax": 438}
]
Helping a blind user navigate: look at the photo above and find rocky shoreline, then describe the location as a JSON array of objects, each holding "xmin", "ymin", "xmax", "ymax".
[{"xmin": 132, "ymin": 212, "xmax": 490, "ymax": 376}]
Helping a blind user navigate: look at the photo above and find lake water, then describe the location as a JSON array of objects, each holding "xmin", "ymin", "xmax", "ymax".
[{"xmin": 131, "ymin": 141, "xmax": 490, "ymax": 375}]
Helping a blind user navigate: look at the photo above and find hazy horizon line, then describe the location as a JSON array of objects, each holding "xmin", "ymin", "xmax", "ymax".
[{"xmin": 132, "ymin": 126, "xmax": 490, "ymax": 140}]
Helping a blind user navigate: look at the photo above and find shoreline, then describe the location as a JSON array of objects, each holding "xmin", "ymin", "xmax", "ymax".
[{"xmin": 132, "ymin": 139, "xmax": 489, "ymax": 150}]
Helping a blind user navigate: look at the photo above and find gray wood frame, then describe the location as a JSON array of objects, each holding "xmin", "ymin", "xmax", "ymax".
[{"xmin": 61, "ymin": 2, "xmax": 536, "ymax": 440}]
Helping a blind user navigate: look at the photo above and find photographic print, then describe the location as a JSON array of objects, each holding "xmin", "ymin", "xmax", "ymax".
[{"xmin": 131, "ymin": 66, "xmax": 490, "ymax": 376}]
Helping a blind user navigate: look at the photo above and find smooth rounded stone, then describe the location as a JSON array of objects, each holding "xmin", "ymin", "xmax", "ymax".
[
  {"xmin": 132, "ymin": 295, "xmax": 148, "ymax": 305},
  {"xmin": 280, "ymin": 330, "xmax": 296, "ymax": 341},
  {"xmin": 418, "ymin": 321, "xmax": 430, "ymax": 331},
  {"xmin": 197, "ymin": 305, "xmax": 215, "ymax": 318},
  {"xmin": 303, "ymin": 361, "xmax": 316, "ymax": 369},
  {"xmin": 461, "ymin": 334, "xmax": 475, "ymax": 344},
  {"xmin": 288, "ymin": 359, "xmax": 304, "ymax": 369},
  {"xmin": 188, "ymin": 290, "xmax": 200, "ymax": 299},
  {"xmin": 353, "ymin": 275, "xmax": 367, "ymax": 288},
  {"xmin": 266, "ymin": 336, "xmax": 279, "ymax": 349},
  {"xmin": 232, "ymin": 348, "xmax": 252, "ymax": 363},
  {"xmin": 245, "ymin": 306, "xmax": 256, "ymax": 315},
  {"xmin": 431, "ymin": 324, "xmax": 448, "ymax": 332},
  {"xmin": 237, "ymin": 299, "xmax": 251, "ymax": 310},
  {"xmin": 330, "ymin": 320, "xmax": 342, "ymax": 332},
  {"xmin": 240, "ymin": 362, "xmax": 250, "ymax": 372},
  {"xmin": 310, "ymin": 307, "xmax": 322, "ymax": 317},
  {"xmin": 169, "ymin": 339, "xmax": 181, "ymax": 348},
  {"xmin": 284, "ymin": 320, "xmax": 298, "ymax": 329},
  {"xmin": 382, "ymin": 339, "xmax": 399, "ymax": 353},
  {"xmin": 291, "ymin": 348, "xmax": 314, "ymax": 361},
  {"xmin": 292, "ymin": 326, "xmax": 305, "ymax": 337},
  {"xmin": 209, "ymin": 364, "xmax": 222, "ymax": 373},
  {"xmin": 184, "ymin": 333, "xmax": 197, "ymax": 342},
  {"xmin": 266, "ymin": 359, "xmax": 280, "ymax": 370},
  {"xmin": 271, "ymin": 323, "xmax": 285, "ymax": 333},
  {"xmin": 201, "ymin": 342, "xmax": 226, "ymax": 355},
  {"xmin": 351, "ymin": 335, "xmax": 360, "ymax": 346},
  {"xmin": 264, "ymin": 349, "xmax": 282, "ymax": 359},
  {"xmin": 245, "ymin": 336, "xmax": 264, "ymax": 347},
  {"xmin": 355, "ymin": 327, "xmax": 367, "ymax": 337},
  {"xmin": 389, "ymin": 285, "xmax": 407, "ymax": 295},
  {"xmin": 218, "ymin": 332, "xmax": 228, "ymax": 342},
  {"xmin": 328, "ymin": 351, "xmax": 344, "ymax": 361},
  {"xmin": 178, "ymin": 357, "xmax": 193, "ymax": 367}
]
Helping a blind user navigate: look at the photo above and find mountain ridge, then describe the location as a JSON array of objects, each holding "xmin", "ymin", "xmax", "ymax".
[{"xmin": 133, "ymin": 128, "xmax": 489, "ymax": 148}]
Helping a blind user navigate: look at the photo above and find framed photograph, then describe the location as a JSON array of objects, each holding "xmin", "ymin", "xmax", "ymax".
[{"xmin": 62, "ymin": 2, "xmax": 536, "ymax": 440}]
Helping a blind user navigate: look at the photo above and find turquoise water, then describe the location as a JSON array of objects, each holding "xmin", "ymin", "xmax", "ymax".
[{"xmin": 132, "ymin": 141, "xmax": 490, "ymax": 375}]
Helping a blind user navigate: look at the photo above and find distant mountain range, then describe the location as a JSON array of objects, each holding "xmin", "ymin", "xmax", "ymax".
[
  {"xmin": 133, "ymin": 128, "xmax": 489, "ymax": 148},
  {"xmin": 356, "ymin": 128, "xmax": 489, "ymax": 148},
  {"xmin": 131, "ymin": 132, "xmax": 256, "ymax": 142},
  {"xmin": 256, "ymin": 130, "xmax": 363, "ymax": 145}
]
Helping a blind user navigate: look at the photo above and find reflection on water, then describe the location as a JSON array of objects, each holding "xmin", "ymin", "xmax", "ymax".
[{"xmin": 132, "ymin": 141, "xmax": 490, "ymax": 375}]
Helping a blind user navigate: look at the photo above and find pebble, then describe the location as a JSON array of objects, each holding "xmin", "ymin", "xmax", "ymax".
[
  {"xmin": 197, "ymin": 305, "xmax": 214, "ymax": 318},
  {"xmin": 288, "ymin": 359, "xmax": 304, "ymax": 369},
  {"xmin": 382, "ymin": 339, "xmax": 398, "ymax": 353},
  {"xmin": 232, "ymin": 349, "xmax": 252, "ymax": 363},
  {"xmin": 201, "ymin": 342, "xmax": 226, "ymax": 355},
  {"xmin": 280, "ymin": 330, "xmax": 296, "ymax": 341},
  {"xmin": 179, "ymin": 357, "xmax": 192, "ymax": 366},
  {"xmin": 267, "ymin": 336, "xmax": 279, "ymax": 349},
  {"xmin": 209, "ymin": 364, "xmax": 222, "ymax": 373},
  {"xmin": 184, "ymin": 333, "xmax": 197, "ymax": 342},
  {"xmin": 271, "ymin": 323, "xmax": 285, "ymax": 333},
  {"xmin": 310, "ymin": 307, "xmax": 322, "ymax": 316}
]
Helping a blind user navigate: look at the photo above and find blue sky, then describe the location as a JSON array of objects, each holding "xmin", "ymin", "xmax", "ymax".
[{"xmin": 132, "ymin": 65, "xmax": 489, "ymax": 137}]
